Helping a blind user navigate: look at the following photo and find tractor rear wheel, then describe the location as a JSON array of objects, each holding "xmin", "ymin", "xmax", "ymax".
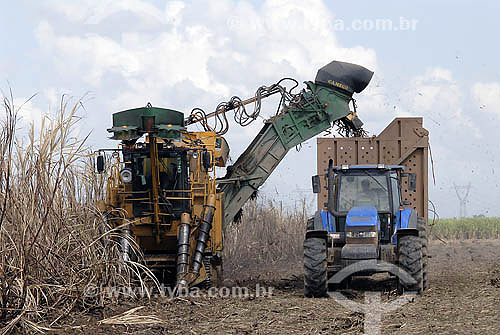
[
  {"xmin": 398, "ymin": 235, "xmax": 424, "ymax": 294},
  {"xmin": 417, "ymin": 217, "xmax": 429, "ymax": 290},
  {"xmin": 303, "ymin": 236, "xmax": 328, "ymax": 298}
]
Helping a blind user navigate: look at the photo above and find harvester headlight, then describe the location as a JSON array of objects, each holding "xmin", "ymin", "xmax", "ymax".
[
  {"xmin": 120, "ymin": 168, "xmax": 133, "ymax": 184},
  {"xmin": 346, "ymin": 231, "xmax": 377, "ymax": 238}
]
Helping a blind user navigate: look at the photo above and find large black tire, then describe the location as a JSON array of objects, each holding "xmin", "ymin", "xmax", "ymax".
[
  {"xmin": 303, "ymin": 236, "xmax": 328, "ymax": 298},
  {"xmin": 417, "ymin": 217, "xmax": 429, "ymax": 290},
  {"xmin": 398, "ymin": 235, "xmax": 424, "ymax": 294}
]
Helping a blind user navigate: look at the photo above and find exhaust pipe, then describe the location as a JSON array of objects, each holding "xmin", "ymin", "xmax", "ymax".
[
  {"xmin": 176, "ymin": 212, "xmax": 191, "ymax": 287},
  {"xmin": 191, "ymin": 194, "xmax": 216, "ymax": 275}
]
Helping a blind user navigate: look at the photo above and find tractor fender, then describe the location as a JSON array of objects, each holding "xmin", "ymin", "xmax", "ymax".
[
  {"xmin": 396, "ymin": 228, "xmax": 419, "ymax": 237},
  {"xmin": 314, "ymin": 211, "xmax": 324, "ymax": 231},
  {"xmin": 305, "ymin": 229, "xmax": 328, "ymax": 240},
  {"xmin": 328, "ymin": 259, "xmax": 417, "ymax": 286},
  {"xmin": 308, "ymin": 210, "xmax": 335, "ymax": 232},
  {"xmin": 394, "ymin": 208, "xmax": 419, "ymax": 242},
  {"xmin": 306, "ymin": 212, "xmax": 323, "ymax": 231}
]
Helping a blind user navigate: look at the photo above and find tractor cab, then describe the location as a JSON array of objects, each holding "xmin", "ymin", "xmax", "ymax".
[
  {"xmin": 327, "ymin": 165, "xmax": 411, "ymax": 244},
  {"xmin": 312, "ymin": 164, "xmax": 417, "ymax": 243}
]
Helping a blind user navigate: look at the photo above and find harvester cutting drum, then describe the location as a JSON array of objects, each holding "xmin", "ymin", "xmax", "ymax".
[{"xmin": 96, "ymin": 60, "xmax": 375, "ymax": 288}]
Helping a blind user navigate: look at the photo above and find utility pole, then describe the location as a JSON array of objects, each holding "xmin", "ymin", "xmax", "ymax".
[{"xmin": 453, "ymin": 183, "xmax": 471, "ymax": 218}]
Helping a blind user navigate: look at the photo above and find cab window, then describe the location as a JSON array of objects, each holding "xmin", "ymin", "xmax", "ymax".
[
  {"xmin": 390, "ymin": 172, "xmax": 401, "ymax": 213},
  {"xmin": 338, "ymin": 174, "xmax": 390, "ymax": 212}
]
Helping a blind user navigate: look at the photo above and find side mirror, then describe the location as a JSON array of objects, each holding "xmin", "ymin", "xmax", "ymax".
[
  {"xmin": 312, "ymin": 175, "xmax": 321, "ymax": 194},
  {"xmin": 96, "ymin": 155, "xmax": 105, "ymax": 173},
  {"xmin": 408, "ymin": 173, "xmax": 417, "ymax": 192}
]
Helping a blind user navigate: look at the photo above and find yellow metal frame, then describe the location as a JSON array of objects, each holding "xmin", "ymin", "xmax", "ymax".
[{"xmin": 103, "ymin": 131, "xmax": 226, "ymax": 285}]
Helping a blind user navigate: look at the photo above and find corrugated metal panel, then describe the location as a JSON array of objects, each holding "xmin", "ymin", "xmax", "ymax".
[{"xmin": 317, "ymin": 118, "xmax": 428, "ymax": 217}]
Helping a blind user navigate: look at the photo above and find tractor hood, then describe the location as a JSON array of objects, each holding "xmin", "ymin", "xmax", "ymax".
[{"xmin": 315, "ymin": 60, "xmax": 374, "ymax": 96}]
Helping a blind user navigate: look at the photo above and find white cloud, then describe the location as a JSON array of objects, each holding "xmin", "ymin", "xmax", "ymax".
[
  {"xmin": 36, "ymin": 21, "xmax": 142, "ymax": 86},
  {"xmin": 11, "ymin": 94, "xmax": 86, "ymax": 143},
  {"xmin": 411, "ymin": 67, "xmax": 457, "ymax": 111},
  {"xmin": 44, "ymin": 87, "xmax": 70, "ymax": 107},
  {"xmin": 402, "ymin": 67, "xmax": 481, "ymax": 138},
  {"xmin": 34, "ymin": 0, "xmax": 380, "ymax": 210},
  {"xmin": 27, "ymin": 0, "xmax": 500, "ymax": 217},
  {"xmin": 36, "ymin": 0, "xmax": 377, "ymax": 109},
  {"xmin": 13, "ymin": 97, "xmax": 43, "ymax": 127},
  {"xmin": 43, "ymin": 0, "xmax": 97, "ymax": 22},
  {"xmin": 471, "ymin": 82, "xmax": 500, "ymax": 115},
  {"xmin": 44, "ymin": 0, "xmax": 185, "ymax": 26},
  {"xmin": 164, "ymin": 1, "xmax": 185, "ymax": 26}
]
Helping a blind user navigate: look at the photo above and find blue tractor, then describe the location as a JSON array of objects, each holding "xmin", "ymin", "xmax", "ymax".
[{"xmin": 304, "ymin": 162, "xmax": 428, "ymax": 297}]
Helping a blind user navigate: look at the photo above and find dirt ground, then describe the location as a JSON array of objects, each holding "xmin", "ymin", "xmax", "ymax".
[{"xmin": 53, "ymin": 239, "xmax": 500, "ymax": 335}]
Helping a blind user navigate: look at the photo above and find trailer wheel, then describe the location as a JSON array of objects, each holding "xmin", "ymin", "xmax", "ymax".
[
  {"xmin": 417, "ymin": 217, "xmax": 428, "ymax": 290},
  {"xmin": 303, "ymin": 236, "xmax": 328, "ymax": 298},
  {"xmin": 398, "ymin": 235, "xmax": 424, "ymax": 294}
]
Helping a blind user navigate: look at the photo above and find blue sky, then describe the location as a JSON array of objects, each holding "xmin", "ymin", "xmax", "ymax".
[{"xmin": 1, "ymin": 0, "xmax": 499, "ymax": 218}]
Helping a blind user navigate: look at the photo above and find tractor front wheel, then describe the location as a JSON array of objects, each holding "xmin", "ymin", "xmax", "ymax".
[
  {"xmin": 303, "ymin": 236, "xmax": 328, "ymax": 298},
  {"xmin": 398, "ymin": 235, "xmax": 425, "ymax": 294}
]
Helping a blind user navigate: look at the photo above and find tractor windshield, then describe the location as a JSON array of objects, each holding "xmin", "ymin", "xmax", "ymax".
[{"xmin": 338, "ymin": 174, "xmax": 390, "ymax": 212}]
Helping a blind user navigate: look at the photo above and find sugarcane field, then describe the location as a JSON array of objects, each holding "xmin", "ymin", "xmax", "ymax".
[{"xmin": 1, "ymin": 1, "xmax": 499, "ymax": 334}]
